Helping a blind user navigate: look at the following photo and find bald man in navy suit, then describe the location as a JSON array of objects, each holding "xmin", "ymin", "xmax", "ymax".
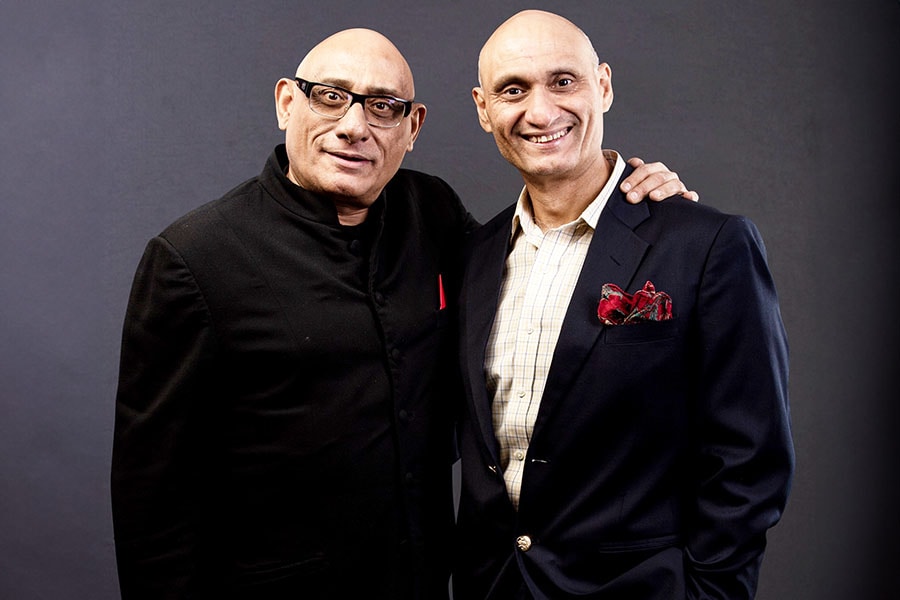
[{"xmin": 454, "ymin": 11, "xmax": 793, "ymax": 599}]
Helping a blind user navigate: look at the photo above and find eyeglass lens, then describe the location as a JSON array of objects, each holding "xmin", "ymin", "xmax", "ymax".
[{"xmin": 308, "ymin": 84, "xmax": 406, "ymax": 127}]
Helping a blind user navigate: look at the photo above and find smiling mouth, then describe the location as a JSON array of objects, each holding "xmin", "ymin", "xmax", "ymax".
[
  {"xmin": 331, "ymin": 151, "xmax": 370, "ymax": 162},
  {"xmin": 526, "ymin": 128, "xmax": 571, "ymax": 144}
]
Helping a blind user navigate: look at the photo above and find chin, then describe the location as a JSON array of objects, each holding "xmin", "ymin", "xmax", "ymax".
[
  {"xmin": 327, "ymin": 174, "xmax": 376, "ymax": 194},
  {"xmin": 521, "ymin": 161, "xmax": 575, "ymax": 179},
  {"xmin": 329, "ymin": 183, "xmax": 382, "ymax": 205}
]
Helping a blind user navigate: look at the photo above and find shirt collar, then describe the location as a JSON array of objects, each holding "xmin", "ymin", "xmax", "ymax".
[{"xmin": 510, "ymin": 150, "xmax": 626, "ymax": 240}]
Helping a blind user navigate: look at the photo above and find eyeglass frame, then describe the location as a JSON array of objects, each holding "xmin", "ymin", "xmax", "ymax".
[{"xmin": 294, "ymin": 78, "xmax": 415, "ymax": 129}]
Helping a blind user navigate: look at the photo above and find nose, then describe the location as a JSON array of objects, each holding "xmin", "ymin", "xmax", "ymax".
[
  {"xmin": 523, "ymin": 88, "xmax": 560, "ymax": 128},
  {"xmin": 334, "ymin": 101, "xmax": 370, "ymax": 142}
]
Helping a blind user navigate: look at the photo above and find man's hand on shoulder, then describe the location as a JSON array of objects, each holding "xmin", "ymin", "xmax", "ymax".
[{"xmin": 622, "ymin": 157, "xmax": 700, "ymax": 204}]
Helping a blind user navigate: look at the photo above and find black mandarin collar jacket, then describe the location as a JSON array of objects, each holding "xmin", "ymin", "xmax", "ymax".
[{"xmin": 113, "ymin": 146, "xmax": 477, "ymax": 599}]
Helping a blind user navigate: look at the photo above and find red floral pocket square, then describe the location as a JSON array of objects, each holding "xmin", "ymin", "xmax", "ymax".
[{"xmin": 597, "ymin": 280, "xmax": 673, "ymax": 325}]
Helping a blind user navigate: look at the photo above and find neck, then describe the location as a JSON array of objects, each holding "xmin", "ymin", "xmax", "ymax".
[
  {"xmin": 335, "ymin": 205, "xmax": 369, "ymax": 226},
  {"xmin": 523, "ymin": 157, "xmax": 612, "ymax": 230}
]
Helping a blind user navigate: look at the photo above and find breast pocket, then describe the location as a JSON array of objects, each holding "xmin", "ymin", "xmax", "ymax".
[{"xmin": 601, "ymin": 318, "xmax": 680, "ymax": 345}]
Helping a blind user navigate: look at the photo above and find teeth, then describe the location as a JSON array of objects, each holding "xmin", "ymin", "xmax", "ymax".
[{"xmin": 529, "ymin": 129, "xmax": 568, "ymax": 143}]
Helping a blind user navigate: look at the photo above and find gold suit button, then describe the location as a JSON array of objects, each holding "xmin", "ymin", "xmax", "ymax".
[{"xmin": 516, "ymin": 535, "xmax": 532, "ymax": 552}]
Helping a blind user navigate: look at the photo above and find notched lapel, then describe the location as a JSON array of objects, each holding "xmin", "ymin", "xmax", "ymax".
[
  {"xmin": 532, "ymin": 192, "xmax": 651, "ymax": 438},
  {"xmin": 462, "ymin": 210, "xmax": 515, "ymax": 463}
]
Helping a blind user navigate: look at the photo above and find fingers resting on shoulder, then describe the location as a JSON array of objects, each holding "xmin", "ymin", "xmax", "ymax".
[{"xmin": 621, "ymin": 157, "xmax": 700, "ymax": 204}]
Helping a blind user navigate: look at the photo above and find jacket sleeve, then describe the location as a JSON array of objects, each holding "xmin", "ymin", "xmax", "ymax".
[
  {"xmin": 686, "ymin": 215, "xmax": 794, "ymax": 599},
  {"xmin": 111, "ymin": 236, "xmax": 216, "ymax": 599}
]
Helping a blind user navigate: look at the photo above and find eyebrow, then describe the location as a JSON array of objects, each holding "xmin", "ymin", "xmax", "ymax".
[
  {"xmin": 490, "ymin": 70, "xmax": 579, "ymax": 93},
  {"xmin": 318, "ymin": 78, "xmax": 411, "ymax": 100},
  {"xmin": 490, "ymin": 75, "xmax": 528, "ymax": 93}
]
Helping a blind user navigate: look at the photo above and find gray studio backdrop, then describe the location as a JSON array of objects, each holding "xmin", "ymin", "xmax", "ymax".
[{"xmin": 2, "ymin": 1, "xmax": 898, "ymax": 598}]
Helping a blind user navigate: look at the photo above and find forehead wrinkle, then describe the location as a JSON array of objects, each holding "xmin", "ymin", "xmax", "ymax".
[
  {"xmin": 311, "ymin": 77, "xmax": 411, "ymax": 99},
  {"xmin": 485, "ymin": 52, "xmax": 587, "ymax": 92}
]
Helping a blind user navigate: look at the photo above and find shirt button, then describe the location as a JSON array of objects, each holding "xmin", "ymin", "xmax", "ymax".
[
  {"xmin": 374, "ymin": 292, "xmax": 385, "ymax": 304},
  {"xmin": 398, "ymin": 409, "xmax": 409, "ymax": 423},
  {"xmin": 516, "ymin": 535, "xmax": 532, "ymax": 552},
  {"xmin": 514, "ymin": 449, "xmax": 526, "ymax": 461},
  {"xmin": 518, "ymin": 391, "xmax": 526, "ymax": 398}
]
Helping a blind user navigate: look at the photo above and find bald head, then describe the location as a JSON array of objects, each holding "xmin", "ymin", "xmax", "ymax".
[
  {"xmin": 477, "ymin": 10, "xmax": 599, "ymax": 85},
  {"xmin": 297, "ymin": 28, "xmax": 417, "ymax": 100}
]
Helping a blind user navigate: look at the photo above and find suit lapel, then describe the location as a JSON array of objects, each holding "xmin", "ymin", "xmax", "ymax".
[
  {"xmin": 462, "ymin": 207, "xmax": 516, "ymax": 464},
  {"xmin": 531, "ymin": 186, "xmax": 652, "ymax": 438}
]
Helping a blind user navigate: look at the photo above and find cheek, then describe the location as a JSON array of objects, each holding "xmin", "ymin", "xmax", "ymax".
[
  {"xmin": 284, "ymin": 126, "xmax": 310, "ymax": 156},
  {"xmin": 492, "ymin": 108, "xmax": 519, "ymax": 134},
  {"xmin": 289, "ymin": 115, "xmax": 331, "ymax": 145},
  {"xmin": 378, "ymin": 133, "xmax": 412, "ymax": 164}
]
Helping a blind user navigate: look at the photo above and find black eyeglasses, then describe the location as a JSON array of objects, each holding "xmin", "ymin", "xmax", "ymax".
[{"xmin": 294, "ymin": 78, "xmax": 414, "ymax": 129}]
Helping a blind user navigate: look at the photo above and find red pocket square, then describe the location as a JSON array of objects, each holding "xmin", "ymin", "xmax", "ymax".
[{"xmin": 597, "ymin": 280, "xmax": 673, "ymax": 325}]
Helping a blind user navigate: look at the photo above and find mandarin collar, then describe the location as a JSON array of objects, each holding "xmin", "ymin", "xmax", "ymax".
[{"xmin": 259, "ymin": 145, "xmax": 385, "ymax": 228}]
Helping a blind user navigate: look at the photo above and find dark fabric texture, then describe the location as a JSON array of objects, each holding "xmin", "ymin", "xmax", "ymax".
[{"xmin": 112, "ymin": 146, "xmax": 477, "ymax": 600}]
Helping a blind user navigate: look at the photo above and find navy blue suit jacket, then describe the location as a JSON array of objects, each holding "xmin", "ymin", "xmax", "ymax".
[{"xmin": 454, "ymin": 167, "xmax": 794, "ymax": 599}]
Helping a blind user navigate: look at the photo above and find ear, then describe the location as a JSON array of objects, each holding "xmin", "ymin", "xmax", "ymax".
[
  {"xmin": 597, "ymin": 63, "xmax": 613, "ymax": 113},
  {"xmin": 405, "ymin": 102, "xmax": 427, "ymax": 152},
  {"xmin": 472, "ymin": 87, "xmax": 493, "ymax": 133},
  {"xmin": 274, "ymin": 78, "xmax": 296, "ymax": 130}
]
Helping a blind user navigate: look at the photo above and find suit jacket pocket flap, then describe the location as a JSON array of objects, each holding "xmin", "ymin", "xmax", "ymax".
[{"xmin": 601, "ymin": 319, "xmax": 679, "ymax": 345}]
